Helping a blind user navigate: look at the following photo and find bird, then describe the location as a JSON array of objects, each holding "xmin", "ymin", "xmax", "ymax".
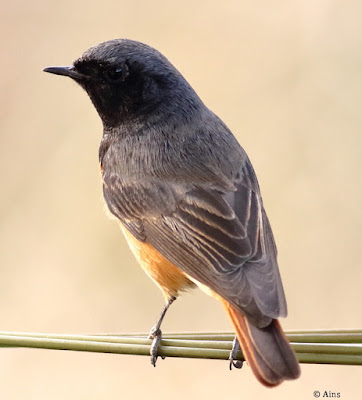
[{"xmin": 43, "ymin": 39, "xmax": 300, "ymax": 386}]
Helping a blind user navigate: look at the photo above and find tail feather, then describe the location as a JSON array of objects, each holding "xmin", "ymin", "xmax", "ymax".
[{"xmin": 223, "ymin": 301, "xmax": 300, "ymax": 387}]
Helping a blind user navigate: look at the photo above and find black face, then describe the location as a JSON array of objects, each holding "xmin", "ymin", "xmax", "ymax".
[
  {"xmin": 73, "ymin": 57, "xmax": 171, "ymax": 127},
  {"xmin": 44, "ymin": 39, "xmax": 192, "ymax": 128},
  {"xmin": 73, "ymin": 60, "xmax": 127, "ymax": 122}
]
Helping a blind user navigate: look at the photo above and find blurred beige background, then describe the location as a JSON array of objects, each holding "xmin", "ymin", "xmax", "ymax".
[{"xmin": 1, "ymin": 0, "xmax": 361, "ymax": 399}]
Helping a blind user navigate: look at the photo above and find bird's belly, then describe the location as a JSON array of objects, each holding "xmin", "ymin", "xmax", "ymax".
[{"xmin": 119, "ymin": 224, "xmax": 195, "ymax": 300}]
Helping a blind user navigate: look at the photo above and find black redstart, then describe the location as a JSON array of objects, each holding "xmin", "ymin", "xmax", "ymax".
[{"xmin": 44, "ymin": 39, "xmax": 300, "ymax": 386}]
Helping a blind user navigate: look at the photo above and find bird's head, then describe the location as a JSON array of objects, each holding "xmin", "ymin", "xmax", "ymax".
[{"xmin": 44, "ymin": 39, "xmax": 201, "ymax": 128}]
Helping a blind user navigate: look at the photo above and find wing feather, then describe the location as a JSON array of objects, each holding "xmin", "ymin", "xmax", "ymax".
[{"xmin": 103, "ymin": 159, "xmax": 287, "ymax": 327}]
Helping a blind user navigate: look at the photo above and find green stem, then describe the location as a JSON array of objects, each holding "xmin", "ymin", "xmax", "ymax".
[
  {"xmin": 0, "ymin": 331, "xmax": 361, "ymax": 365},
  {"xmin": 297, "ymin": 353, "xmax": 362, "ymax": 365}
]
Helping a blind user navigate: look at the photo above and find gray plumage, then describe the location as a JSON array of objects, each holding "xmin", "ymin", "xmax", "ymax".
[
  {"xmin": 76, "ymin": 39, "xmax": 289, "ymax": 328},
  {"xmin": 43, "ymin": 39, "xmax": 300, "ymax": 385}
]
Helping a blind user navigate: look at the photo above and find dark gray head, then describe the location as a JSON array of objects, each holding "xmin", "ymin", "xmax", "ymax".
[{"xmin": 44, "ymin": 39, "xmax": 202, "ymax": 128}]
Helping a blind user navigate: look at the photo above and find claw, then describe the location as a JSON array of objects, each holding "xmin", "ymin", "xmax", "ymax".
[
  {"xmin": 148, "ymin": 326, "xmax": 163, "ymax": 367},
  {"xmin": 147, "ymin": 296, "xmax": 176, "ymax": 367},
  {"xmin": 230, "ymin": 359, "xmax": 244, "ymax": 370},
  {"xmin": 147, "ymin": 297, "xmax": 243, "ymax": 370},
  {"xmin": 229, "ymin": 337, "xmax": 243, "ymax": 370}
]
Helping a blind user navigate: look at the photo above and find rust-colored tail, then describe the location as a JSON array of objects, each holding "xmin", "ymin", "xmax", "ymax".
[{"xmin": 223, "ymin": 301, "xmax": 301, "ymax": 387}]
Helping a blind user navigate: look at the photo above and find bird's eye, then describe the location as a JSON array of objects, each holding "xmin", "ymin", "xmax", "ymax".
[{"xmin": 105, "ymin": 66, "xmax": 125, "ymax": 83}]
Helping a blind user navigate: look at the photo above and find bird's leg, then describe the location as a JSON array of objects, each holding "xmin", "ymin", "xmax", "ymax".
[
  {"xmin": 148, "ymin": 296, "xmax": 176, "ymax": 367},
  {"xmin": 229, "ymin": 336, "xmax": 244, "ymax": 370}
]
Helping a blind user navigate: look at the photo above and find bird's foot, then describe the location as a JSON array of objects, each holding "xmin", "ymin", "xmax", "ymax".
[
  {"xmin": 148, "ymin": 325, "xmax": 163, "ymax": 367},
  {"xmin": 229, "ymin": 337, "xmax": 243, "ymax": 370}
]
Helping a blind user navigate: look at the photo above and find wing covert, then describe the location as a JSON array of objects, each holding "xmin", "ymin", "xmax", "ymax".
[{"xmin": 102, "ymin": 160, "xmax": 287, "ymax": 327}]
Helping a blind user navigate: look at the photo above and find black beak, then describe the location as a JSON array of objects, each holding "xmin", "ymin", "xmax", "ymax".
[{"xmin": 43, "ymin": 66, "xmax": 88, "ymax": 80}]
